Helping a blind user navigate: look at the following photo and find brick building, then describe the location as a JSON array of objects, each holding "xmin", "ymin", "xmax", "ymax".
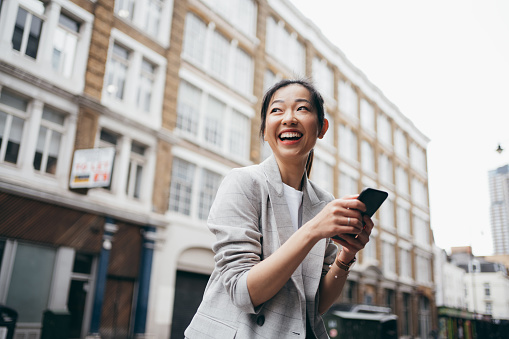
[{"xmin": 0, "ymin": 0, "xmax": 434, "ymax": 338}]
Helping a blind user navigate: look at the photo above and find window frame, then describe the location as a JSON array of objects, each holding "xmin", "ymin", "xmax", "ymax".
[
  {"xmin": 102, "ymin": 29, "xmax": 167, "ymax": 129},
  {"xmin": 0, "ymin": 0, "xmax": 94, "ymax": 94}
]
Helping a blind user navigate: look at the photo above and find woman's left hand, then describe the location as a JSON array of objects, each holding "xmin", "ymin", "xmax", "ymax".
[{"xmin": 332, "ymin": 214, "xmax": 374, "ymax": 262}]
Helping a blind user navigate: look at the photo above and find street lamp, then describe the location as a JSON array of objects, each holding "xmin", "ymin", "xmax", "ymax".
[{"xmin": 496, "ymin": 144, "xmax": 504, "ymax": 154}]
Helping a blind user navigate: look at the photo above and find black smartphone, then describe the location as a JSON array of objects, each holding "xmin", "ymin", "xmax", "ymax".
[
  {"xmin": 332, "ymin": 188, "xmax": 388, "ymax": 242},
  {"xmin": 357, "ymin": 187, "xmax": 388, "ymax": 218}
]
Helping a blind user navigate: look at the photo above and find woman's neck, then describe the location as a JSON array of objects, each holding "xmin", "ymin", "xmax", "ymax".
[{"xmin": 275, "ymin": 157, "xmax": 307, "ymax": 191}]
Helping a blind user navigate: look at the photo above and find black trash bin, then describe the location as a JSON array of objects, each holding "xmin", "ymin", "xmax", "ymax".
[{"xmin": 0, "ymin": 305, "xmax": 18, "ymax": 339}]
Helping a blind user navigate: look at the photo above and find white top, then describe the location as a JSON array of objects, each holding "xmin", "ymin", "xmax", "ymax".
[{"xmin": 283, "ymin": 183, "xmax": 303, "ymax": 231}]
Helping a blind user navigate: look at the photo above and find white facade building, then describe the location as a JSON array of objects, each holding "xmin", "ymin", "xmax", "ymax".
[{"xmin": 434, "ymin": 246, "xmax": 467, "ymax": 310}]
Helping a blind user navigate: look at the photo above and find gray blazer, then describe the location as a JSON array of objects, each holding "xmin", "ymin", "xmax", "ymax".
[{"xmin": 184, "ymin": 155, "xmax": 338, "ymax": 339}]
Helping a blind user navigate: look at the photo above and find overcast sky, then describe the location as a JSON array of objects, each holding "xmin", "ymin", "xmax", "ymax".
[{"xmin": 290, "ymin": 0, "xmax": 509, "ymax": 255}]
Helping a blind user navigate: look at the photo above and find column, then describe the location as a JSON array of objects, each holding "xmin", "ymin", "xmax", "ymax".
[
  {"xmin": 133, "ymin": 226, "xmax": 156, "ymax": 337},
  {"xmin": 87, "ymin": 217, "xmax": 118, "ymax": 337}
]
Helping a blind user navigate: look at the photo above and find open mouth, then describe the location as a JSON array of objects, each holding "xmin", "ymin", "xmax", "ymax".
[{"xmin": 279, "ymin": 131, "xmax": 303, "ymax": 141}]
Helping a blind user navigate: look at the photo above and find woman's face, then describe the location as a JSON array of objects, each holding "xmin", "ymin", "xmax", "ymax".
[{"xmin": 264, "ymin": 84, "xmax": 327, "ymax": 165}]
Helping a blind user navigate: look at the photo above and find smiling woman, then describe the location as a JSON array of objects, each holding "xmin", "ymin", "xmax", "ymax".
[{"xmin": 184, "ymin": 79, "xmax": 375, "ymax": 339}]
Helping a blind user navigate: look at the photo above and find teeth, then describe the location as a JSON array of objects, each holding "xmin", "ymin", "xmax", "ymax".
[{"xmin": 280, "ymin": 132, "xmax": 302, "ymax": 139}]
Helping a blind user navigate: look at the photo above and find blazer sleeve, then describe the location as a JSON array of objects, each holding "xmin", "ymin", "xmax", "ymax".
[{"xmin": 207, "ymin": 168, "xmax": 263, "ymax": 314}]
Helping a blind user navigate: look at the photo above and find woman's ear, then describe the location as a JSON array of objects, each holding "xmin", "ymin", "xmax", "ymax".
[{"xmin": 318, "ymin": 118, "xmax": 329, "ymax": 139}]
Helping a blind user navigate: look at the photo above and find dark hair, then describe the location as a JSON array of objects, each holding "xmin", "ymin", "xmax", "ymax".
[{"xmin": 260, "ymin": 79, "xmax": 325, "ymax": 175}]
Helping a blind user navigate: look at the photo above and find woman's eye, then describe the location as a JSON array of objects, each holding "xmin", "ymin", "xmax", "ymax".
[
  {"xmin": 297, "ymin": 106, "xmax": 309, "ymax": 111},
  {"xmin": 270, "ymin": 107, "xmax": 282, "ymax": 113}
]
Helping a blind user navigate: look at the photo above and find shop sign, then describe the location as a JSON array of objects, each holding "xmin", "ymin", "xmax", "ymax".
[{"xmin": 69, "ymin": 147, "xmax": 115, "ymax": 188}]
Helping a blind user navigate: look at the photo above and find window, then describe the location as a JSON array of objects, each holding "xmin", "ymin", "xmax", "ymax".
[
  {"xmin": 360, "ymin": 99, "xmax": 375, "ymax": 133},
  {"xmin": 313, "ymin": 58, "xmax": 334, "ymax": 99},
  {"xmin": 311, "ymin": 157, "xmax": 333, "ymax": 193},
  {"xmin": 0, "ymin": 89, "xmax": 28, "ymax": 165},
  {"xmin": 339, "ymin": 171, "xmax": 357, "ymax": 199},
  {"xmin": 94, "ymin": 126, "xmax": 154, "ymax": 204},
  {"xmin": 377, "ymin": 113, "xmax": 392, "ymax": 145},
  {"xmin": 103, "ymin": 30, "xmax": 166, "ymax": 123},
  {"xmin": 5, "ymin": 242, "xmax": 56, "ymax": 322},
  {"xmin": 486, "ymin": 302, "xmax": 492, "ymax": 315},
  {"xmin": 380, "ymin": 198, "xmax": 394, "ymax": 229},
  {"xmin": 204, "ymin": 96, "xmax": 225, "ymax": 147},
  {"xmin": 106, "ymin": 43, "xmax": 130, "ymax": 100},
  {"xmin": 362, "ymin": 236, "xmax": 376, "ymax": 262},
  {"xmin": 115, "ymin": 0, "xmax": 168, "ymax": 41},
  {"xmin": 176, "ymin": 81, "xmax": 201, "ymax": 135},
  {"xmin": 397, "ymin": 204, "xmax": 410, "ymax": 236},
  {"xmin": 402, "ymin": 293, "xmax": 411, "ymax": 335},
  {"xmin": 169, "ymin": 158, "xmax": 196, "ymax": 216},
  {"xmin": 413, "ymin": 214, "xmax": 429, "ymax": 246},
  {"xmin": 52, "ymin": 13, "xmax": 80, "ymax": 77},
  {"xmin": 209, "ymin": 30, "xmax": 229, "ymax": 79},
  {"xmin": 33, "ymin": 106, "xmax": 65, "ymax": 174},
  {"xmin": 229, "ymin": 110, "xmax": 250, "ymax": 159},
  {"xmin": 379, "ymin": 153, "xmax": 393, "ymax": 185},
  {"xmin": 3, "ymin": 0, "xmax": 94, "ymax": 91},
  {"xmin": 168, "ymin": 157, "xmax": 223, "ymax": 220},
  {"xmin": 175, "ymin": 79, "xmax": 252, "ymax": 161},
  {"xmin": 338, "ymin": 124, "xmax": 358, "ymax": 163},
  {"xmin": 126, "ymin": 142, "xmax": 146, "ymax": 199},
  {"xmin": 361, "ymin": 140, "xmax": 374, "ymax": 173},
  {"xmin": 338, "ymin": 80, "xmax": 358, "ymax": 118},
  {"xmin": 234, "ymin": 47, "xmax": 254, "ymax": 96},
  {"xmin": 484, "ymin": 283, "xmax": 491, "ymax": 297},
  {"xmin": 399, "ymin": 248, "xmax": 411, "ymax": 278},
  {"xmin": 115, "ymin": 0, "xmax": 135, "ymax": 20},
  {"xmin": 198, "ymin": 169, "xmax": 222, "ymax": 220},
  {"xmin": 264, "ymin": 69, "xmax": 277, "ymax": 92},
  {"xmin": 410, "ymin": 142, "xmax": 426, "ymax": 173},
  {"xmin": 97, "ymin": 129, "xmax": 119, "ymax": 191},
  {"xmin": 202, "ymin": 0, "xmax": 257, "ymax": 37},
  {"xmin": 182, "ymin": 13, "xmax": 254, "ymax": 96},
  {"xmin": 137, "ymin": 59, "xmax": 156, "ymax": 113},
  {"xmin": 143, "ymin": 0, "xmax": 163, "ymax": 37},
  {"xmin": 382, "ymin": 241, "xmax": 395, "ymax": 275},
  {"xmin": 396, "ymin": 166, "xmax": 409, "ymax": 195},
  {"xmin": 182, "ymin": 13, "xmax": 207, "ymax": 65},
  {"xmin": 12, "ymin": 4, "xmax": 44, "ymax": 59},
  {"xmin": 394, "ymin": 129, "xmax": 407, "ymax": 159},
  {"xmin": 266, "ymin": 17, "xmax": 305, "ymax": 76},
  {"xmin": 415, "ymin": 254, "xmax": 431, "ymax": 283},
  {"xmin": 411, "ymin": 178, "xmax": 428, "ymax": 207}
]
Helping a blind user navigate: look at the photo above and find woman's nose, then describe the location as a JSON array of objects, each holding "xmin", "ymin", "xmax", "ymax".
[{"xmin": 281, "ymin": 110, "xmax": 297, "ymax": 125}]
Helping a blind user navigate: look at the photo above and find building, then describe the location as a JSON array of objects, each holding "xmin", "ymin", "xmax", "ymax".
[
  {"xmin": 488, "ymin": 164, "xmax": 509, "ymax": 254},
  {"xmin": 0, "ymin": 0, "xmax": 173, "ymax": 338},
  {"xmin": 434, "ymin": 246, "xmax": 474, "ymax": 338},
  {"xmin": 450, "ymin": 247, "xmax": 509, "ymax": 320},
  {"xmin": 0, "ymin": 0, "xmax": 434, "ymax": 338}
]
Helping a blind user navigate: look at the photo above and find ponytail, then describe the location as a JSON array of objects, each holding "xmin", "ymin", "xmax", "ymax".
[{"xmin": 305, "ymin": 149, "xmax": 314, "ymax": 177}]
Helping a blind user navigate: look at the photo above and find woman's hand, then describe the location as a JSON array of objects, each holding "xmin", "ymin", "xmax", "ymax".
[
  {"xmin": 333, "ymin": 214, "xmax": 374, "ymax": 263},
  {"xmin": 304, "ymin": 195, "xmax": 366, "ymax": 242}
]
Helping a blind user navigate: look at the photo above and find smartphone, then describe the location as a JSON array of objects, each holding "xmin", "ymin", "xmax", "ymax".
[
  {"xmin": 332, "ymin": 188, "xmax": 388, "ymax": 242},
  {"xmin": 357, "ymin": 187, "xmax": 389, "ymax": 218}
]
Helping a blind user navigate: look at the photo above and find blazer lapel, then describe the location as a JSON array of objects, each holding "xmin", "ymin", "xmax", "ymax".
[
  {"xmin": 301, "ymin": 175, "xmax": 328, "ymax": 296},
  {"xmin": 261, "ymin": 156, "xmax": 305, "ymax": 287}
]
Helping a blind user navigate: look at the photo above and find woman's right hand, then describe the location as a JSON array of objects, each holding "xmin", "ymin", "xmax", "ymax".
[{"xmin": 305, "ymin": 196, "xmax": 366, "ymax": 242}]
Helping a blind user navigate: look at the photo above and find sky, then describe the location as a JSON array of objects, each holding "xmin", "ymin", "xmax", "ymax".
[{"xmin": 290, "ymin": 0, "xmax": 509, "ymax": 256}]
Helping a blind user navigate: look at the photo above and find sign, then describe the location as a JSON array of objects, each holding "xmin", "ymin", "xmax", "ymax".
[{"xmin": 69, "ymin": 147, "xmax": 115, "ymax": 188}]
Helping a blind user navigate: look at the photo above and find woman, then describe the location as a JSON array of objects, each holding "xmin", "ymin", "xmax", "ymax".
[{"xmin": 184, "ymin": 79, "xmax": 374, "ymax": 338}]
